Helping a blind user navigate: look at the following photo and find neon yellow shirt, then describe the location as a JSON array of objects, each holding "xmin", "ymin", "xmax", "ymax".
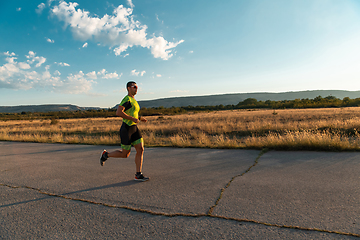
[{"xmin": 120, "ymin": 95, "xmax": 140, "ymax": 126}]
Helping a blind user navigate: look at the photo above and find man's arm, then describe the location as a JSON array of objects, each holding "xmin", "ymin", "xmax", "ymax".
[{"xmin": 116, "ymin": 105, "xmax": 139, "ymax": 124}]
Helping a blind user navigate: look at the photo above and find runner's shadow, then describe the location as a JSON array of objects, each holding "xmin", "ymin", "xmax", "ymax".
[
  {"xmin": 0, "ymin": 196, "xmax": 51, "ymax": 208},
  {"xmin": 1, "ymin": 181, "xmax": 139, "ymax": 208},
  {"xmin": 63, "ymin": 180, "xmax": 140, "ymax": 195}
]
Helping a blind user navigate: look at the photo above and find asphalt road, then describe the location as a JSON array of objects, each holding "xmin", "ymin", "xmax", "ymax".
[{"xmin": 1, "ymin": 142, "xmax": 359, "ymax": 239}]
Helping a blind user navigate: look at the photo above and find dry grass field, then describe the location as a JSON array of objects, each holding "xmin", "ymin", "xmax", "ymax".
[{"xmin": 1, "ymin": 107, "xmax": 360, "ymax": 151}]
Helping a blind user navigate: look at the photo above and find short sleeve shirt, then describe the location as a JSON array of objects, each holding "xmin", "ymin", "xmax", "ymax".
[{"xmin": 120, "ymin": 95, "xmax": 140, "ymax": 126}]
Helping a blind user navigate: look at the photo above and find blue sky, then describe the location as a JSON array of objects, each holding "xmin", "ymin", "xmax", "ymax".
[{"xmin": 1, "ymin": 0, "xmax": 360, "ymax": 108}]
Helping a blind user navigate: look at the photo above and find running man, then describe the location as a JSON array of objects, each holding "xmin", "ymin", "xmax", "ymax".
[{"xmin": 100, "ymin": 81, "xmax": 149, "ymax": 182}]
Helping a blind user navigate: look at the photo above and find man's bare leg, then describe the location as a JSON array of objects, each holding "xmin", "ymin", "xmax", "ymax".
[
  {"xmin": 100, "ymin": 148, "xmax": 130, "ymax": 166},
  {"xmin": 134, "ymin": 142, "xmax": 144, "ymax": 173},
  {"xmin": 108, "ymin": 149, "xmax": 131, "ymax": 158},
  {"xmin": 133, "ymin": 142, "xmax": 149, "ymax": 181}
]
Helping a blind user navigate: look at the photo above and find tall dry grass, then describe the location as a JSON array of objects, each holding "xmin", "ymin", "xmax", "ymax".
[{"xmin": 1, "ymin": 107, "xmax": 360, "ymax": 151}]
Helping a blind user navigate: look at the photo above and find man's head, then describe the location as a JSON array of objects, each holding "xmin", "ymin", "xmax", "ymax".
[{"xmin": 126, "ymin": 81, "xmax": 138, "ymax": 96}]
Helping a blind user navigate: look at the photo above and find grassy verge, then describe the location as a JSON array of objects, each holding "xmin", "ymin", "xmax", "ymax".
[{"xmin": 1, "ymin": 107, "xmax": 360, "ymax": 151}]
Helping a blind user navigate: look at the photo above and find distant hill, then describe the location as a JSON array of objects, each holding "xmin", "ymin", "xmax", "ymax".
[
  {"xmin": 0, "ymin": 104, "xmax": 100, "ymax": 113},
  {"xmin": 138, "ymin": 90, "xmax": 360, "ymax": 108},
  {"xmin": 2, "ymin": 90, "xmax": 360, "ymax": 113}
]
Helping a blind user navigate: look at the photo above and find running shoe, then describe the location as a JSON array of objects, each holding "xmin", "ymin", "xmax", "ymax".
[
  {"xmin": 100, "ymin": 150, "xmax": 108, "ymax": 166},
  {"xmin": 134, "ymin": 173, "xmax": 150, "ymax": 182}
]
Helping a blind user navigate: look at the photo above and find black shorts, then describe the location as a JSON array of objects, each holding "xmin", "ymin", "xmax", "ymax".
[{"xmin": 119, "ymin": 122, "xmax": 143, "ymax": 150}]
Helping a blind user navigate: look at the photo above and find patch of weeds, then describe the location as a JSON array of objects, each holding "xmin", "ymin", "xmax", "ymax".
[{"xmin": 50, "ymin": 118, "xmax": 59, "ymax": 125}]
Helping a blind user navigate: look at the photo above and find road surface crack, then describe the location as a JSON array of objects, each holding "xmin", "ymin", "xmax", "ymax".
[
  {"xmin": 207, "ymin": 148, "xmax": 269, "ymax": 215},
  {"xmin": 1, "ymin": 174, "xmax": 359, "ymax": 238}
]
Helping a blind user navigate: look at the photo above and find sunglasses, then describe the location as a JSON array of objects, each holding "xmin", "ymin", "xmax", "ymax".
[{"xmin": 130, "ymin": 85, "xmax": 138, "ymax": 89}]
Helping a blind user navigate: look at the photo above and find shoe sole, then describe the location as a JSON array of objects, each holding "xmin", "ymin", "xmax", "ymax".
[{"xmin": 134, "ymin": 178, "xmax": 150, "ymax": 182}]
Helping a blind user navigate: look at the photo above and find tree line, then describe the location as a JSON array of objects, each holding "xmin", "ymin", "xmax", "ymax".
[{"xmin": 1, "ymin": 95, "xmax": 360, "ymax": 121}]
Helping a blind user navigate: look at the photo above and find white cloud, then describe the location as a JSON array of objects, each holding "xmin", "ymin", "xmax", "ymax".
[
  {"xmin": 0, "ymin": 54, "xmax": 53, "ymax": 90},
  {"xmin": 36, "ymin": 3, "xmax": 46, "ymax": 14},
  {"xmin": 189, "ymin": 50, "xmax": 194, "ymax": 54},
  {"xmin": 55, "ymin": 62, "xmax": 70, "ymax": 67},
  {"xmin": 0, "ymin": 51, "xmax": 106, "ymax": 94},
  {"xmin": 0, "ymin": 57, "xmax": 19, "ymax": 79},
  {"xmin": 97, "ymin": 69, "xmax": 106, "ymax": 75},
  {"xmin": 18, "ymin": 62, "xmax": 31, "ymax": 70},
  {"xmin": 16, "ymin": 8, "xmax": 21, "ymax": 12},
  {"xmin": 131, "ymin": 69, "xmax": 146, "ymax": 76},
  {"xmin": 82, "ymin": 42, "xmax": 88, "ymax": 48},
  {"xmin": 127, "ymin": 0, "xmax": 134, "ymax": 8},
  {"xmin": 86, "ymin": 71, "xmax": 97, "ymax": 79},
  {"xmin": 46, "ymin": 37, "xmax": 55, "ymax": 43},
  {"xmin": 155, "ymin": 14, "xmax": 164, "ymax": 24},
  {"xmin": 156, "ymin": 74, "xmax": 162, "ymax": 77},
  {"xmin": 51, "ymin": 1, "xmax": 184, "ymax": 60},
  {"xmin": 147, "ymin": 37, "xmax": 184, "ymax": 60},
  {"xmin": 131, "ymin": 69, "xmax": 138, "ymax": 76},
  {"xmin": 7, "ymin": 57, "xmax": 16, "ymax": 64},
  {"xmin": 26, "ymin": 51, "xmax": 46, "ymax": 67},
  {"xmin": 97, "ymin": 69, "xmax": 121, "ymax": 79},
  {"xmin": 103, "ymin": 72, "xmax": 121, "ymax": 79},
  {"xmin": 58, "ymin": 71, "xmax": 93, "ymax": 94},
  {"xmin": 4, "ymin": 51, "xmax": 16, "ymax": 57},
  {"xmin": 47, "ymin": 0, "xmax": 54, "ymax": 7}
]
